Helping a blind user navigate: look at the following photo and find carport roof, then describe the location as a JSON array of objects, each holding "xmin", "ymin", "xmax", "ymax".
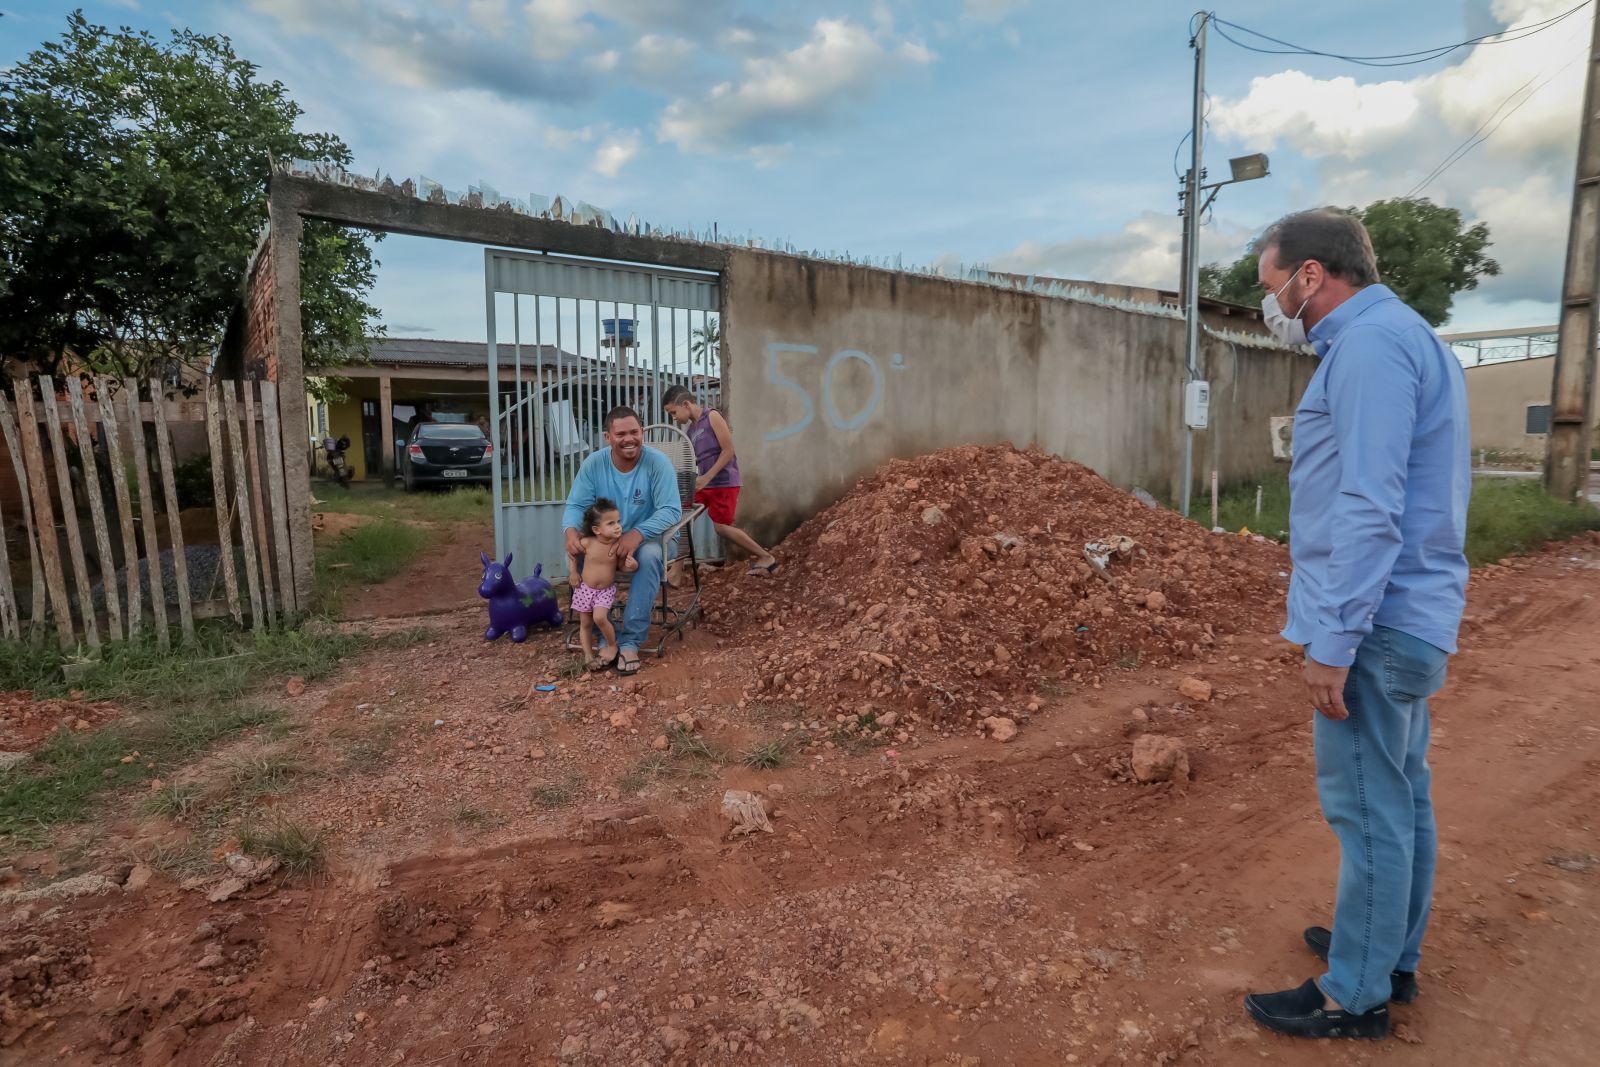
[
  {"xmin": 368, "ymin": 337, "xmax": 582, "ymax": 369},
  {"xmin": 360, "ymin": 337, "xmax": 717, "ymax": 388}
]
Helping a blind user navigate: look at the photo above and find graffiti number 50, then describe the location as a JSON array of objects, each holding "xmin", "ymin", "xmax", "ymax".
[{"xmin": 765, "ymin": 342, "xmax": 886, "ymax": 442}]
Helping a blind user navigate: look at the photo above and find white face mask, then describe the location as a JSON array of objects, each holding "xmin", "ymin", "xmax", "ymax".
[{"xmin": 1261, "ymin": 265, "xmax": 1310, "ymax": 346}]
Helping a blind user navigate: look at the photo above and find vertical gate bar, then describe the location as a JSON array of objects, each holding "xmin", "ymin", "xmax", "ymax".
[
  {"xmin": 650, "ymin": 285, "xmax": 662, "ymax": 439},
  {"xmin": 524, "ymin": 295, "xmax": 535, "ymax": 502},
  {"xmin": 533, "ymin": 294, "xmax": 546, "ymax": 502},
  {"xmin": 556, "ymin": 296, "xmax": 567, "ymax": 499},
  {"xmin": 486, "ymin": 253, "xmax": 503, "ymax": 560},
  {"xmin": 594, "ymin": 297, "xmax": 604, "ymax": 441},
  {"xmin": 38, "ymin": 379, "xmax": 100, "ymax": 647},
  {"xmin": 587, "ymin": 297, "xmax": 598, "ymax": 454},
  {"xmin": 95, "ymin": 377, "xmax": 141, "ymax": 638},
  {"xmin": 124, "ymin": 379, "xmax": 170, "ymax": 647},
  {"xmin": 65, "ymin": 375, "xmax": 122, "ymax": 641},
  {"xmin": 511, "ymin": 292, "xmax": 523, "ymax": 504}
]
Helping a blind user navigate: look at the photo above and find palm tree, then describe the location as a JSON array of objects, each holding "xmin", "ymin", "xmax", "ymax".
[{"xmin": 689, "ymin": 319, "xmax": 720, "ymax": 368}]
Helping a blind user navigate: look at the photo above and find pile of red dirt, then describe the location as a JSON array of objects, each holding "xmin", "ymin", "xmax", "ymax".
[
  {"xmin": 709, "ymin": 445, "xmax": 1290, "ymax": 728},
  {"xmin": 0, "ymin": 690, "xmax": 121, "ymax": 752}
]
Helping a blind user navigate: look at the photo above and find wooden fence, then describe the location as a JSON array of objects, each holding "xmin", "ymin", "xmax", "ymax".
[{"xmin": 0, "ymin": 376, "xmax": 298, "ymax": 648}]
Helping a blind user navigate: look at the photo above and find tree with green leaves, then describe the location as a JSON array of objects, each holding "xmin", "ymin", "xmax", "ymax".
[
  {"xmin": 690, "ymin": 319, "xmax": 721, "ymax": 364},
  {"xmin": 0, "ymin": 11, "xmax": 381, "ymax": 385},
  {"xmin": 1199, "ymin": 198, "xmax": 1500, "ymax": 327}
]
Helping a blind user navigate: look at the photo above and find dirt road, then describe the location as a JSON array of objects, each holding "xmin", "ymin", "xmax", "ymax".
[{"xmin": 5, "ymin": 541, "xmax": 1598, "ymax": 1066}]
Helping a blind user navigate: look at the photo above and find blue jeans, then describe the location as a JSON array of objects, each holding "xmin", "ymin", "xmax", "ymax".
[
  {"xmin": 577, "ymin": 539, "xmax": 668, "ymax": 653},
  {"xmin": 1315, "ymin": 625, "xmax": 1449, "ymax": 1013}
]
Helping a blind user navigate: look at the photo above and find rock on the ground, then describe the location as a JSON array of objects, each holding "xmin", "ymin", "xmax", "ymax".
[
  {"xmin": 1177, "ymin": 677, "xmax": 1213, "ymax": 702},
  {"xmin": 982, "ymin": 716, "xmax": 1018, "ymax": 743},
  {"xmin": 285, "ymin": 676, "xmax": 306, "ymax": 698},
  {"xmin": 1131, "ymin": 734, "xmax": 1191, "ymax": 783}
]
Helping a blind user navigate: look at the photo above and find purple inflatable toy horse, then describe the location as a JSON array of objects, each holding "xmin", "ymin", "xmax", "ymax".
[{"xmin": 478, "ymin": 551, "xmax": 564, "ymax": 642}]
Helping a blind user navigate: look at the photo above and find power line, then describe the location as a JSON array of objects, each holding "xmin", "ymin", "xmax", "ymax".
[
  {"xmin": 1405, "ymin": 51, "xmax": 1586, "ymax": 197},
  {"xmin": 1211, "ymin": 1, "xmax": 1591, "ymax": 68}
]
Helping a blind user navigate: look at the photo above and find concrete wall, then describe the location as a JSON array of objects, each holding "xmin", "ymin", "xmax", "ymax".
[
  {"xmin": 721, "ymin": 250, "xmax": 1315, "ymax": 545},
  {"xmin": 1460, "ymin": 355, "xmax": 1593, "ymax": 458}
]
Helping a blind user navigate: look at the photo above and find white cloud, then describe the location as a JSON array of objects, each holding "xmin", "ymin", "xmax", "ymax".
[
  {"xmin": 543, "ymin": 124, "xmax": 595, "ymax": 149},
  {"xmin": 962, "ymin": 0, "xmax": 1028, "ymax": 21},
  {"xmin": 524, "ymin": 0, "xmax": 591, "ymax": 62},
  {"xmin": 633, "ymin": 33, "xmax": 696, "ymax": 84},
  {"xmin": 984, "ymin": 212, "xmax": 1260, "ymax": 291},
  {"xmin": 989, "ymin": 213, "xmax": 1240, "ymax": 289},
  {"xmin": 657, "ymin": 18, "xmax": 931, "ymax": 159},
  {"xmin": 465, "ymin": 0, "xmax": 511, "ymax": 33},
  {"xmin": 592, "ymin": 129, "xmax": 642, "ymax": 177},
  {"xmin": 1209, "ymin": 71, "xmax": 1421, "ymax": 160},
  {"xmin": 588, "ymin": 49, "xmax": 620, "ymax": 73},
  {"xmin": 1206, "ymin": 0, "xmax": 1584, "ymax": 322}
]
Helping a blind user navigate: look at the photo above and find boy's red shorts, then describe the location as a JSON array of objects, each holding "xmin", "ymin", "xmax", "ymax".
[{"xmin": 695, "ymin": 486, "xmax": 739, "ymax": 525}]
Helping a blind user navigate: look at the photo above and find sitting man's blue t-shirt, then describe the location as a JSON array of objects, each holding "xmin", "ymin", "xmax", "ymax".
[{"xmin": 561, "ymin": 445, "xmax": 681, "ymax": 656}]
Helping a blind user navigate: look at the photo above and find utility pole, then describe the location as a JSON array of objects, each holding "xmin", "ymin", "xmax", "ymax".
[
  {"xmin": 1180, "ymin": 12, "xmax": 1209, "ymax": 518},
  {"xmin": 1546, "ymin": 3, "xmax": 1600, "ymax": 501}
]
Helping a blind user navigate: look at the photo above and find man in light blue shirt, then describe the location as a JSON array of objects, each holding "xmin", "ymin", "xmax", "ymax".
[
  {"xmin": 1243, "ymin": 209, "xmax": 1470, "ymax": 1041},
  {"xmin": 562, "ymin": 407, "xmax": 682, "ymax": 675}
]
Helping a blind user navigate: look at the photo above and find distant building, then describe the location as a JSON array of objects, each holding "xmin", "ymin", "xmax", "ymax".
[{"xmin": 1444, "ymin": 325, "xmax": 1598, "ymax": 459}]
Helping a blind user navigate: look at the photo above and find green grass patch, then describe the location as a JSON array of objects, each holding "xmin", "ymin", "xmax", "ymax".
[
  {"xmin": 0, "ymin": 624, "xmax": 418, "ymax": 844},
  {"xmin": 1464, "ymin": 479, "xmax": 1600, "ymax": 566},
  {"xmin": 532, "ymin": 773, "xmax": 585, "ymax": 809},
  {"xmin": 312, "ymin": 484, "xmax": 497, "ymax": 524},
  {"xmin": 1213, "ymin": 476, "xmax": 1292, "ymax": 540},
  {"xmin": 237, "ymin": 814, "xmax": 327, "ymax": 876},
  {"xmin": 1212, "ymin": 473, "xmax": 1600, "ymax": 566},
  {"xmin": 666, "ymin": 723, "xmax": 717, "ymax": 761},
  {"xmin": 222, "ymin": 751, "xmax": 304, "ymax": 799},
  {"xmin": 745, "ymin": 702, "xmax": 805, "ymax": 725},
  {"xmin": 451, "ymin": 803, "xmax": 503, "ymax": 829},
  {"xmin": 741, "ymin": 736, "xmax": 791, "ymax": 771},
  {"xmin": 620, "ymin": 727, "xmax": 723, "ymax": 794},
  {"xmin": 315, "ymin": 518, "xmax": 431, "ymax": 613},
  {"xmin": 144, "ymin": 781, "xmax": 202, "ymax": 820}
]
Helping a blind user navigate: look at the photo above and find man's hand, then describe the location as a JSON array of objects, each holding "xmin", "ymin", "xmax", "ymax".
[
  {"xmin": 614, "ymin": 529, "xmax": 644, "ymax": 561},
  {"xmin": 694, "ymin": 473, "xmax": 711, "ymax": 492},
  {"xmin": 564, "ymin": 528, "xmax": 583, "ymax": 558},
  {"xmin": 1304, "ymin": 658, "xmax": 1351, "ymax": 721}
]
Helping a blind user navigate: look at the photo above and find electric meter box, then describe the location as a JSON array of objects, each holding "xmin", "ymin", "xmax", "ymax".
[{"xmin": 1184, "ymin": 380, "xmax": 1210, "ymax": 430}]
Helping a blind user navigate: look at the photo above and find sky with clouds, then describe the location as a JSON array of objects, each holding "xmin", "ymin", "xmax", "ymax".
[{"xmin": 0, "ymin": 0, "xmax": 1585, "ymax": 340}]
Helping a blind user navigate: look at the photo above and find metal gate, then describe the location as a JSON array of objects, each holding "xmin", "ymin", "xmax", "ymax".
[{"xmin": 483, "ymin": 249, "xmax": 721, "ymax": 578}]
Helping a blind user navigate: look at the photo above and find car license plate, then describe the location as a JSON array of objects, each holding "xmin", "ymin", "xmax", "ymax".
[{"xmin": 442, "ymin": 469, "xmax": 468, "ymax": 478}]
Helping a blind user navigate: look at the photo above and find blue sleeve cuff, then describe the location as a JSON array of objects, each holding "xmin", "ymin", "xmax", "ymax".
[{"xmin": 1307, "ymin": 631, "xmax": 1364, "ymax": 669}]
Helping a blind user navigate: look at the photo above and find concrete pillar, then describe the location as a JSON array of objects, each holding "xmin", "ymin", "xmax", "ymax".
[{"xmin": 379, "ymin": 375, "xmax": 395, "ymax": 482}]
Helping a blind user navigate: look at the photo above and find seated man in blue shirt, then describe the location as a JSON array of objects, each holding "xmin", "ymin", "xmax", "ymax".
[
  {"xmin": 561, "ymin": 406, "xmax": 682, "ymax": 676},
  {"xmin": 1244, "ymin": 209, "xmax": 1470, "ymax": 1041}
]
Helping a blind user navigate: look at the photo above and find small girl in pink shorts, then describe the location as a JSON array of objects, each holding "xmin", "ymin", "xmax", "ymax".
[{"xmin": 567, "ymin": 498, "xmax": 637, "ymax": 669}]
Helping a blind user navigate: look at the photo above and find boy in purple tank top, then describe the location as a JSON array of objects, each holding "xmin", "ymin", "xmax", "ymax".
[{"xmin": 662, "ymin": 385, "xmax": 778, "ymax": 575}]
